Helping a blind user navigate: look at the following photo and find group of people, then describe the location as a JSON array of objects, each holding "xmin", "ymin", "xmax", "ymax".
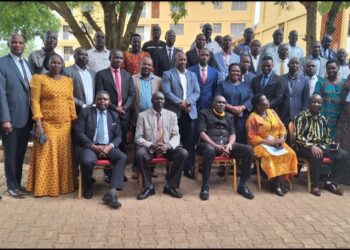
[{"xmin": 0, "ymin": 23, "xmax": 349, "ymax": 208}]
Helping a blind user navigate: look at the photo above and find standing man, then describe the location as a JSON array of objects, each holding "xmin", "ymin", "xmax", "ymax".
[
  {"xmin": 214, "ymin": 35, "xmax": 240, "ymax": 81},
  {"xmin": 278, "ymin": 57, "xmax": 309, "ymax": 129},
  {"xmin": 304, "ymin": 60, "xmax": 324, "ymax": 97},
  {"xmin": 321, "ymin": 34, "xmax": 337, "ymax": 60},
  {"xmin": 239, "ymin": 55, "xmax": 256, "ymax": 89},
  {"xmin": 135, "ymin": 92, "xmax": 188, "ymax": 200},
  {"xmin": 74, "ymin": 91, "xmax": 127, "ymax": 208},
  {"xmin": 142, "ymin": 25, "xmax": 166, "ymax": 63},
  {"xmin": 300, "ymin": 41, "xmax": 327, "ymax": 77},
  {"xmin": 234, "ymin": 27, "xmax": 255, "ymax": 56},
  {"xmin": 28, "ymin": 30, "xmax": 58, "ymax": 74},
  {"xmin": 0, "ymin": 33, "xmax": 33, "ymax": 198},
  {"xmin": 294, "ymin": 94, "xmax": 348, "ymax": 196},
  {"xmin": 190, "ymin": 24, "xmax": 222, "ymax": 54},
  {"xmin": 336, "ymin": 49, "xmax": 350, "ymax": 79},
  {"xmin": 87, "ymin": 31, "xmax": 110, "ymax": 73},
  {"xmin": 63, "ymin": 48, "xmax": 96, "ymax": 115},
  {"xmin": 273, "ymin": 44, "xmax": 290, "ymax": 76},
  {"xmin": 249, "ymin": 39, "xmax": 261, "ymax": 74},
  {"xmin": 162, "ymin": 51, "xmax": 200, "ymax": 179},
  {"xmin": 153, "ymin": 30, "xmax": 181, "ymax": 78},
  {"xmin": 287, "ymin": 30, "xmax": 304, "ymax": 59},
  {"xmin": 186, "ymin": 33, "xmax": 217, "ymax": 68},
  {"xmin": 251, "ymin": 56, "xmax": 284, "ymax": 112},
  {"xmin": 259, "ymin": 29, "xmax": 284, "ymax": 66}
]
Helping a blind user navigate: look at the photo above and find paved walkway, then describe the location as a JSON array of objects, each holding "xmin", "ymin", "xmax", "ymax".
[{"xmin": 1, "ymin": 161, "xmax": 350, "ymax": 248}]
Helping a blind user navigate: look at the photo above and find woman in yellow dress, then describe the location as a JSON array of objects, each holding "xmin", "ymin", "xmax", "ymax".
[
  {"xmin": 246, "ymin": 94, "xmax": 297, "ymax": 196},
  {"xmin": 26, "ymin": 54, "xmax": 77, "ymax": 197}
]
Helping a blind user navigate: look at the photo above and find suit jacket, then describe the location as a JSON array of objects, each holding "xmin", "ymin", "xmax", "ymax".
[
  {"xmin": 73, "ymin": 106, "xmax": 122, "ymax": 156},
  {"xmin": 185, "ymin": 49, "xmax": 218, "ymax": 69},
  {"xmin": 0, "ymin": 54, "xmax": 32, "ymax": 128},
  {"xmin": 95, "ymin": 68, "xmax": 135, "ymax": 120},
  {"xmin": 188, "ymin": 64, "xmax": 219, "ymax": 111},
  {"xmin": 321, "ymin": 47, "xmax": 337, "ymax": 60},
  {"xmin": 299, "ymin": 55, "xmax": 327, "ymax": 78},
  {"xmin": 251, "ymin": 72, "xmax": 284, "ymax": 112},
  {"xmin": 241, "ymin": 71, "xmax": 256, "ymax": 89},
  {"xmin": 214, "ymin": 50, "xmax": 240, "ymax": 81},
  {"xmin": 62, "ymin": 64, "xmax": 96, "ymax": 114},
  {"xmin": 161, "ymin": 68, "xmax": 200, "ymax": 119},
  {"xmin": 153, "ymin": 47, "xmax": 181, "ymax": 77},
  {"xmin": 134, "ymin": 108, "xmax": 180, "ymax": 150},
  {"xmin": 249, "ymin": 54, "xmax": 258, "ymax": 74},
  {"xmin": 278, "ymin": 73, "xmax": 310, "ymax": 127},
  {"xmin": 131, "ymin": 73, "xmax": 162, "ymax": 124}
]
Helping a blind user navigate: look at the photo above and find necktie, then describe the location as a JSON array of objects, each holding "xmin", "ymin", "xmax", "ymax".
[
  {"xmin": 280, "ymin": 60, "xmax": 285, "ymax": 75},
  {"xmin": 19, "ymin": 59, "xmax": 29, "ymax": 87},
  {"xmin": 168, "ymin": 48, "xmax": 172, "ymax": 63},
  {"xmin": 156, "ymin": 113, "xmax": 163, "ymax": 144},
  {"xmin": 201, "ymin": 68, "xmax": 207, "ymax": 83},
  {"xmin": 96, "ymin": 111, "xmax": 105, "ymax": 144},
  {"xmin": 261, "ymin": 75, "xmax": 268, "ymax": 89},
  {"xmin": 114, "ymin": 69, "xmax": 122, "ymax": 107}
]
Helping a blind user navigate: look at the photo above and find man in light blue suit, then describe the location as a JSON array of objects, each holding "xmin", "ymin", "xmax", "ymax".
[
  {"xmin": 0, "ymin": 33, "xmax": 33, "ymax": 199},
  {"xmin": 162, "ymin": 51, "xmax": 200, "ymax": 179},
  {"xmin": 214, "ymin": 35, "xmax": 240, "ymax": 81}
]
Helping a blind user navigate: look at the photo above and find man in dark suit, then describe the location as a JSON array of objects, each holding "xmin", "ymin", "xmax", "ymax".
[
  {"xmin": 300, "ymin": 41, "xmax": 327, "ymax": 77},
  {"xmin": 153, "ymin": 30, "xmax": 181, "ymax": 77},
  {"xmin": 162, "ymin": 51, "xmax": 200, "ymax": 179},
  {"xmin": 73, "ymin": 91, "xmax": 127, "ymax": 208},
  {"xmin": 305, "ymin": 60, "xmax": 324, "ymax": 96},
  {"xmin": 321, "ymin": 34, "xmax": 337, "ymax": 60},
  {"xmin": 0, "ymin": 33, "xmax": 33, "ymax": 198},
  {"xmin": 63, "ymin": 48, "xmax": 96, "ymax": 115},
  {"xmin": 251, "ymin": 56, "xmax": 284, "ymax": 113},
  {"xmin": 135, "ymin": 91, "xmax": 188, "ymax": 200},
  {"xmin": 186, "ymin": 33, "xmax": 217, "ymax": 69},
  {"xmin": 249, "ymin": 39, "xmax": 261, "ymax": 74},
  {"xmin": 278, "ymin": 57, "xmax": 309, "ymax": 129},
  {"xmin": 240, "ymin": 55, "xmax": 256, "ymax": 89}
]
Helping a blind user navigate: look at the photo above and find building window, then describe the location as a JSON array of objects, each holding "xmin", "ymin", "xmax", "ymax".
[
  {"xmin": 230, "ymin": 23, "xmax": 246, "ymax": 37},
  {"xmin": 62, "ymin": 25, "xmax": 71, "ymax": 40},
  {"xmin": 231, "ymin": 1, "xmax": 247, "ymax": 11},
  {"xmin": 170, "ymin": 23, "xmax": 184, "ymax": 35},
  {"xmin": 213, "ymin": 2, "xmax": 223, "ymax": 9},
  {"xmin": 63, "ymin": 46, "xmax": 74, "ymax": 61},
  {"xmin": 135, "ymin": 26, "xmax": 145, "ymax": 41},
  {"xmin": 212, "ymin": 23, "xmax": 222, "ymax": 33}
]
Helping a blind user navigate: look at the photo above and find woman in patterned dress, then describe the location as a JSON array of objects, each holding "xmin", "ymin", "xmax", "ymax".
[{"xmin": 26, "ymin": 54, "xmax": 77, "ymax": 197}]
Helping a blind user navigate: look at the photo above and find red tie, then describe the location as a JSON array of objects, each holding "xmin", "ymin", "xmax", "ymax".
[
  {"xmin": 114, "ymin": 69, "xmax": 122, "ymax": 107},
  {"xmin": 201, "ymin": 68, "xmax": 207, "ymax": 83}
]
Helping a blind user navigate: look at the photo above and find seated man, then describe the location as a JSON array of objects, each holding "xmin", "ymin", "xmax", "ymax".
[
  {"xmin": 74, "ymin": 91, "xmax": 127, "ymax": 208},
  {"xmin": 197, "ymin": 95, "xmax": 254, "ymax": 200},
  {"xmin": 135, "ymin": 91, "xmax": 188, "ymax": 200},
  {"xmin": 294, "ymin": 94, "xmax": 349, "ymax": 196}
]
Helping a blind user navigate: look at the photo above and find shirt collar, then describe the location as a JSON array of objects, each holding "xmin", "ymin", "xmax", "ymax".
[
  {"xmin": 199, "ymin": 64, "xmax": 208, "ymax": 70},
  {"xmin": 166, "ymin": 45, "xmax": 174, "ymax": 50},
  {"xmin": 264, "ymin": 71, "xmax": 273, "ymax": 78},
  {"xmin": 140, "ymin": 73, "xmax": 154, "ymax": 80},
  {"xmin": 176, "ymin": 68, "xmax": 187, "ymax": 75},
  {"xmin": 93, "ymin": 47, "xmax": 108, "ymax": 53},
  {"xmin": 9, "ymin": 52, "xmax": 23, "ymax": 61},
  {"xmin": 152, "ymin": 108, "xmax": 163, "ymax": 116},
  {"xmin": 97, "ymin": 108, "xmax": 107, "ymax": 115},
  {"xmin": 75, "ymin": 64, "xmax": 88, "ymax": 72},
  {"xmin": 110, "ymin": 66, "xmax": 120, "ymax": 73}
]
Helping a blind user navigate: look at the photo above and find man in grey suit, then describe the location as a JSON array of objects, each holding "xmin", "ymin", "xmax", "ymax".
[
  {"xmin": 0, "ymin": 33, "xmax": 33, "ymax": 198},
  {"xmin": 63, "ymin": 48, "xmax": 96, "ymax": 115},
  {"xmin": 135, "ymin": 91, "xmax": 188, "ymax": 200},
  {"xmin": 162, "ymin": 51, "xmax": 200, "ymax": 179},
  {"xmin": 300, "ymin": 41, "xmax": 327, "ymax": 77}
]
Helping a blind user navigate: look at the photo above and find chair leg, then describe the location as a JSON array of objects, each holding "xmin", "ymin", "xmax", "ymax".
[
  {"xmin": 78, "ymin": 165, "xmax": 82, "ymax": 199},
  {"xmin": 256, "ymin": 160, "xmax": 262, "ymax": 192},
  {"xmin": 224, "ymin": 162, "xmax": 228, "ymax": 181},
  {"xmin": 233, "ymin": 159, "xmax": 237, "ymax": 191},
  {"xmin": 137, "ymin": 169, "xmax": 143, "ymax": 192},
  {"xmin": 194, "ymin": 158, "xmax": 200, "ymax": 180},
  {"xmin": 307, "ymin": 163, "xmax": 311, "ymax": 193}
]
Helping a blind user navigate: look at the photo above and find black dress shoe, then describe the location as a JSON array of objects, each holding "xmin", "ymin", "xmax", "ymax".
[
  {"xmin": 137, "ymin": 186, "xmax": 155, "ymax": 200},
  {"xmin": 311, "ymin": 186, "xmax": 321, "ymax": 196},
  {"xmin": 237, "ymin": 185, "xmax": 254, "ymax": 200},
  {"xmin": 102, "ymin": 193, "xmax": 122, "ymax": 209},
  {"xmin": 6, "ymin": 189, "xmax": 24, "ymax": 199},
  {"xmin": 124, "ymin": 175, "xmax": 128, "ymax": 182},
  {"xmin": 275, "ymin": 187, "xmax": 285, "ymax": 197},
  {"xmin": 83, "ymin": 184, "xmax": 93, "ymax": 199},
  {"xmin": 183, "ymin": 170, "xmax": 194, "ymax": 179},
  {"xmin": 104, "ymin": 175, "xmax": 111, "ymax": 183},
  {"xmin": 324, "ymin": 182, "xmax": 343, "ymax": 196},
  {"xmin": 199, "ymin": 187, "xmax": 209, "ymax": 201},
  {"xmin": 91, "ymin": 177, "xmax": 96, "ymax": 184},
  {"xmin": 163, "ymin": 186, "xmax": 182, "ymax": 198}
]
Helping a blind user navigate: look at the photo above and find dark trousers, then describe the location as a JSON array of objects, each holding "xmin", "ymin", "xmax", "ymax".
[
  {"xmin": 78, "ymin": 148, "xmax": 127, "ymax": 190},
  {"xmin": 297, "ymin": 147, "xmax": 349, "ymax": 186},
  {"xmin": 197, "ymin": 142, "xmax": 253, "ymax": 189},
  {"xmin": 1, "ymin": 123, "xmax": 31, "ymax": 190},
  {"xmin": 178, "ymin": 112, "xmax": 196, "ymax": 173},
  {"xmin": 135, "ymin": 146, "xmax": 188, "ymax": 189}
]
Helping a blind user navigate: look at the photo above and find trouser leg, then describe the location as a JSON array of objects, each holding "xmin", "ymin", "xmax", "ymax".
[
  {"xmin": 107, "ymin": 148, "xmax": 127, "ymax": 190},
  {"xmin": 324, "ymin": 148, "xmax": 349, "ymax": 185},
  {"xmin": 197, "ymin": 144, "xmax": 216, "ymax": 189},
  {"xmin": 178, "ymin": 113, "xmax": 196, "ymax": 173},
  {"xmin": 135, "ymin": 146, "xmax": 153, "ymax": 189},
  {"xmin": 165, "ymin": 147, "xmax": 188, "ymax": 188},
  {"xmin": 297, "ymin": 147, "xmax": 322, "ymax": 186},
  {"xmin": 229, "ymin": 143, "xmax": 253, "ymax": 185},
  {"xmin": 78, "ymin": 148, "xmax": 98, "ymax": 190}
]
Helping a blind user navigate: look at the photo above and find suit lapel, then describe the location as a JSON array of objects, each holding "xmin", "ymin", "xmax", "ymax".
[
  {"xmin": 106, "ymin": 110, "xmax": 113, "ymax": 140},
  {"xmin": 147, "ymin": 110, "xmax": 156, "ymax": 140},
  {"xmin": 73, "ymin": 65, "xmax": 86, "ymax": 101},
  {"xmin": 185, "ymin": 71, "xmax": 192, "ymax": 96},
  {"xmin": 91, "ymin": 107, "xmax": 97, "ymax": 133},
  {"xmin": 8, "ymin": 55, "xmax": 27, "ymax": 90},
  {"xmin": 107, "ymin": 69, "xmax": 117, "ymax": 93}
]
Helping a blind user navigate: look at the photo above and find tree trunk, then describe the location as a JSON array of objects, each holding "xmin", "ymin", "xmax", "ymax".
[
  {"xmin": 300, "ymin": 1, "xmax": 317, "ymax": 54},
  {"xmin": 43, "ymin": 2, "xmax": 92, "ymax": 49},
  {"xmin": 325, "ymin": 2, "xmax": 342, "ymax": 35},
  {"xmin": 100, "ymin": 1, "xmax": 118, "ymax": 50}
]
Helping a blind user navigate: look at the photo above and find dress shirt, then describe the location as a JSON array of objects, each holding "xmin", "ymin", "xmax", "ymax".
[
  {"xmin": 139, "ymin": 74, "xmax": 154, "ymax": 111},
  {"xmin": 75, "ymin": 64, "xmax": 93, "ymax": 106},
  {"xmin": 261, "ymin": 42, "xmax": 279, "ymax": 61},
  {"xmin": 222, "ymin": 51, "xmax": 231, "ymax": 68},
  {"xmin": 251, "ymin": 54, "xmax": 260, "ymax": 72},
  {"xmin": 287, "ymin": 44, "xmax": 304, "ymax": 59},
  {"xmin": 166, "ymin": 45, "xmax": 174, "ymax": 60},
  {"xmin": 93, "ymin": 109, "xmax": 109, "ymax": 144},
  {"xmin": 176, "ymin": 69, "xmax": 187, "ymax": 100},
  {"xmin": 338, "ymin": 65, "xmax": 350, "ymax": 80},
  {"xmin": 260, "ymin": 70, "xmax": 273, "ymax": 87},
  {"xmin": 190, "ymin": 39, "xmax": 222, "ymax": 54},
  {"xmin": 10, "ymin": 53, "xmax": 32, "ymax": 84},
  {"xmin": 306, "ymin": 74, "xmax": 318, "ymax": 96},
  {"xmin": 311, "ymin": 56, "xmax": 321, "ymax": 76},
  {"xmin": 87, "ymin": 47, "xmax": 110, "ymax": 72},
  {"xmin": 199, "ymin": 65, "xmax": 208, "ymax": 82},
  {"xmin": 273, "ymin": 58, "xmax": 289, "ymax": 76}
]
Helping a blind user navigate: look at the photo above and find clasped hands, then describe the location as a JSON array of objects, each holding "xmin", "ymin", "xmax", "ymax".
[
  {"xmin": 179, "ymin": 101, "xmax": 191, "ymax": 113},
  {"xmin": 116, "ymin": 106, "xmax": 126, "ymax": 115},
  {"xmin": 215, "ymin": 144, "xmax": 232, "ymax": 157},
  {"xmin": 91, "ymin": 144, "xmax": 113, "ymax": 158},
  {"xmin": 150, "ymin": 143, "xmax": 170, "ymax": 155},
  {"xmin": 226, "ymin": 104, "xmax": 245, "ymax": 116}
]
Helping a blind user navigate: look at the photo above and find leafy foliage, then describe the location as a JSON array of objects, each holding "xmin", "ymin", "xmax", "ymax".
[
  {"xmin": 169, "ymin": 2, "xmax": 187, "ymax": 24},
  {"xmin": 0, "ymin": 39, "xmax": 39, "ymax": 58}
]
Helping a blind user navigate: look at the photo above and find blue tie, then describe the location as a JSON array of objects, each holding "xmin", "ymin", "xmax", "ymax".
[
  {"xmin": 96, "ymin": 111, "xmax": 105, "ymax": 144},
  {"xmin": 261, "ymin": 75, "xmax": 268, "ymax": 89}
]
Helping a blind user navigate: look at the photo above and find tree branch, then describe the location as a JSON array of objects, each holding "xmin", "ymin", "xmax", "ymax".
[
  {"xmin": 100, "ymin": 1, "xmax": 117, "ymax": 49},
  {"xmin": 325, "ymin": 1, "xmax": 342, "ymax": 35},
  {"xmin": 116, "ymin": 1, "xmax": 130, "ymax": 46},
  {"xmin": 79, "ymin": 21, "xmax": 94, "ymax": 45},
  {"xmin": 82, "ymin": 11, "xmax": 102, "ymax": 33}
]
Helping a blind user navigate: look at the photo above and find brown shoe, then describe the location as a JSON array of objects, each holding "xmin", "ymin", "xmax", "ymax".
[
  {"xmin": 324, "ymin": 182, "xmax": 343, "ymax": 196},
  {"xmin": 311, "ymin": 186, "xmax": 321, "ymax": 196}
]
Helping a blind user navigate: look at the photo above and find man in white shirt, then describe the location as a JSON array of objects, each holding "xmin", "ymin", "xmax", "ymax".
[
  {"xmin": 287, "ymin": 30, "xmax": 304, "ymax": 59},
  {"xmin": 190, "ymin": 23, "xmax": 222, "ymax": 54},
  {"xmin": 63, "ymin": 48, "xmax": 96, "ymax": 115},
  {"xmin": 305, "ymin": 60, "xmax": 323, "ymax": 96},
  {"xmin": 87, "ymin": 31, "xmax": 110, "ymax": 72},
  {"xmin": 273, "ymin": 44, "xmax": 290, "ymax": 76},
  {"xmin": 249, "ymin": 40, "xmax": 261, "ymax": 74}
]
